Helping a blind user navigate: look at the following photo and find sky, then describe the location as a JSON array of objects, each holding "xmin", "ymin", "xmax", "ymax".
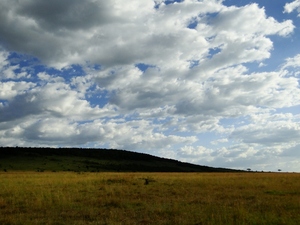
[{"xmin": 0, "ymin": 0, "xmax": 300, "ymax": 172}]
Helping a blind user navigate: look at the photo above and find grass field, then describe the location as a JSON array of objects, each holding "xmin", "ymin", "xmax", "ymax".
[{"xmin": 1, "ymin": 172, "xmax": 300, "ymax": 225}]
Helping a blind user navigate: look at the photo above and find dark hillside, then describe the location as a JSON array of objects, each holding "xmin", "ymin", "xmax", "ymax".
[{"xmin": 0, "ymin": 147, "xmax": 240, "ymax": 172}]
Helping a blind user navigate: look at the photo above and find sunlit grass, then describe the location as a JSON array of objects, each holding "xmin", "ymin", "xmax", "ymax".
[{"xmin": 0, "ymin": 172, "xmax": 300, "ymax": 224}]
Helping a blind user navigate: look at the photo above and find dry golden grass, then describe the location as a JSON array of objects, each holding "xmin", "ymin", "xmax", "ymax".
[{"xmin": 0, "ymin": 172, "xmax": 300, "ymax": 224}]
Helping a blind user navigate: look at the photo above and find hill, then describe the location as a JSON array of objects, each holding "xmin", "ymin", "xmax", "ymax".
[{"xmin": 0, "ymin": 147, "xmax": 239, "ymax": 172}]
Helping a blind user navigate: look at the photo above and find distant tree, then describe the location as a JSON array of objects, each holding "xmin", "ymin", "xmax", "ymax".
[
  {"xmin": 278, "ymin": 169, "xmax": 282, "ymax": 172},
  {"xmin": 247, "ymin": 168, "xmax": 251, "ymax": 171}
]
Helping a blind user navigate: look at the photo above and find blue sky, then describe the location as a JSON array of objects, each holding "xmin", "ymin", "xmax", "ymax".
[{"xmin": 0, "ymin": 0, "xmax": 300, "ymax": 172}]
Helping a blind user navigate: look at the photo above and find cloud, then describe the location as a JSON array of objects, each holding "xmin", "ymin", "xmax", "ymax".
[
  {"xmin": 211, "ymin": 138, "xmax": 228, "ymax": 145},
  {"xmin": 177, "ymin": 144, "xmax": 264, "ymax": 169},
  {"xmin": 1, "ymin": 86, "xmax": 113, "ymax": 123},
  {"xmin": 15, "ymin": 0, "xmax": 113, "ymax": 31},
  {"xmin": 284, "ymin": 0, "xmax": 300, "ymax": 16},
  {"xmin": 230, "ymin": 113, "xmax": 300, "ymax": 145},
  {"xmin": 0, "ymin": 81, "xmax": 36, "ymax": 100},
  {"xmin": 0, "ymin": 116, "xmax": 198, "ymax": 152},
  {"xmin": 177, "ymin": 142, "xmax": 300, "ymax": 172},
  {"xmin": 0, "ymin": 1, "xmax": 294, "ymax": 69},
  {"xmin": 281, "ymin": 144, "xmax": 300, "ymax": 157},
  {"xmin": 98, "ymin": 63, "xmax": 300, "ymax": 123},
  {"xmin": 282, "ymin": 54, "xmax": 300, "ymax": 71}
]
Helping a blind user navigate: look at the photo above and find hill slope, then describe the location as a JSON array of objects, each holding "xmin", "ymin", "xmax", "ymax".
[{"xmin": 0, "ymin": 147, "xmax": 239, "ymax": 172}]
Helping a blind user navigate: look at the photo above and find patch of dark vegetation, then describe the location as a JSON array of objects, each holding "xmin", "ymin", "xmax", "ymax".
[
  {"xmin": 264, "ymin": 190, "xmax": 300, "ymax": 196},
  {"xmin": 106, "ymin": 179, "xmax": 127, "ymax": 184},
  {"xmin": 0, "ymin": 146, "xmax": 242, "ymax": 172},
  {"xmin": 142, "ymin": 177, "xmax": 155, "ymax": 185}
]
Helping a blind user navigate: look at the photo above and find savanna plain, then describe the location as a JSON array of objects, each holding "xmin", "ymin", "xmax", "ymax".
[{"xmin": 0, "ymin": 172, "xmax": 300, "ymax": 225}]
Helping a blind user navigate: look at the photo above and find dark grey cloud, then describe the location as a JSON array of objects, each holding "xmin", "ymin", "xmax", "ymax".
[
  {"xmin": 281, "ymin": 144, "xmax": 300, "ymax": 157},
  {"xmin": 0, "ymin": 92, "xmax": 42, "ymax": 122},
  {"xmin": 16, "ymin": 0, "xmax": 109, "ymax": 31}
]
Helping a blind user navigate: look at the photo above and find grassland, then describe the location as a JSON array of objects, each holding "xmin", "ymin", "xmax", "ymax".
[{"xmin": 1, "ymin": 172, "xmax": 300, "ymax": 225}]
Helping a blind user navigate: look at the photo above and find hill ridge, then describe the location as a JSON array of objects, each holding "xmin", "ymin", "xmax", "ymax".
[{"xmin": 0, "ymin": 147, "xmax": 240, "ymax": 172}]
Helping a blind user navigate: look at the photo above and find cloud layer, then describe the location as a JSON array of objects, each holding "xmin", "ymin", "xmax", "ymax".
[{"xmin": 0, "ymin": 0, "xmax": 299, "ymax": 171}]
